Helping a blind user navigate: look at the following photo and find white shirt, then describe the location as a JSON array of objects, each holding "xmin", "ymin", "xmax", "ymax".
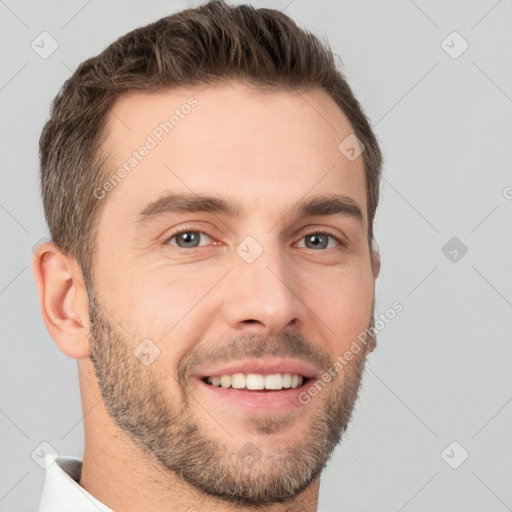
[{"xmin": 38, "ymin": 454, "xmax": 113, "ymax": 512}]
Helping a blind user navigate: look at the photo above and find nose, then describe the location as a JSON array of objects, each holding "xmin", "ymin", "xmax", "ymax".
[{"xmin": 222, "ymin": 242, "xmax": 304, "ymax": 336}]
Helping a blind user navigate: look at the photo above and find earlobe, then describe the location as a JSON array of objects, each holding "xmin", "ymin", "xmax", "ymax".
[{"xmin": 32, "ymin": 242, "xmax": 91, "ymax": 359}]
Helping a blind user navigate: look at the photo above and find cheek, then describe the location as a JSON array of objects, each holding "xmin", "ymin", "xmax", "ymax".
[
  {"xmin": 125, "ymin": 272, "xmax": 216, "ymax": 352},
  {"xmin": 305, "ymin": 265, "xmax": 375, "ymax": 351},
  {"xmin": 130, "ymin": 278, "xmax": 189, "ymax": 329}
]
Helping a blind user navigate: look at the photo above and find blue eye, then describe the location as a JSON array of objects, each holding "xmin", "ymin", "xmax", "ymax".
[
  {"xmin": 297, "ymin": 232, "xmax": 341, "ymax": 250},
  {"xmin": 167, "ymin": 230, "xmax": 212, "ymax": 249},
  {"xmin": 164, "ymin": 229, "xmax": 342, "ymax": 251}
]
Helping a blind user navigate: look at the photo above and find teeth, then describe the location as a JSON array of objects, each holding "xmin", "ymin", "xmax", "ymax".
[
  {"xmin": 204, "ymin": 372, "xmax": 305, "ymax": 390},
  {"xmin": 264, "ymin": 374, "xmax": 282, "ymax": 390},
  {"xmin": 231, "ymin": 373, "xmax": 246, "ymax": 389},
  {"xmin": 246, "ymin": 373, "xmax": 264, "ymax": 390},
  {"xmin": 281, "ymin": 373, "xmax": 292, "ymax": 388}
]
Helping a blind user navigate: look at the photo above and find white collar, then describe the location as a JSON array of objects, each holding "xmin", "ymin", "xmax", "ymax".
[{"xmin": 38, "ymin": 454, "xmax": 113, "ymax": 512}]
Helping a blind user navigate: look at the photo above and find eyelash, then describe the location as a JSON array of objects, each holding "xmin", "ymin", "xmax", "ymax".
[{"xmin": 163, "ymin": 227, "xmax": 344, "ymax": 251}]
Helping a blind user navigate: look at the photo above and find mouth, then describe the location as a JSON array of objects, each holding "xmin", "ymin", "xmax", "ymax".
[
  {"xmin": 201, "ymin": 372, "xmax": 311, "ymax": 392},
  {"xmin": 194, "ymin": 359, "xmax": 319, "ymax": 413}
]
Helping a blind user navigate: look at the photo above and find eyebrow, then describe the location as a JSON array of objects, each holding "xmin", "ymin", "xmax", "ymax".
[{"xmin": 136, "ymin": 192, "xmax": 364, "ymax": 225}]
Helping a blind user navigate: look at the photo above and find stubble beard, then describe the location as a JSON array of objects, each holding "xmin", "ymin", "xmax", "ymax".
[{"xmin": 87, "ymin": 289, "xmax": 372, "ymax": 507}]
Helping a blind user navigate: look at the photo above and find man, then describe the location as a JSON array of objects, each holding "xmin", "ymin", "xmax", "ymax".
[{"xmin": 33, "ymin": 0, "xmax": 383, "ymax": 510}]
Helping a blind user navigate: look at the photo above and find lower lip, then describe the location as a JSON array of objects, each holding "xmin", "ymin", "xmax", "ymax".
[{"xmin": 196, "ymin": 378, "xmax": 314, "ymax": 414}]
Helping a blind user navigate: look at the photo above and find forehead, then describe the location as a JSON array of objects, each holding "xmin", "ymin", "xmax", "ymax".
[{"xmin": 98, "ymin": 81, "xmax": 367, "ymax": 227}]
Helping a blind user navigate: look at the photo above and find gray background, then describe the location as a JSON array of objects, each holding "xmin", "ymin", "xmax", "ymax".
[{"xmin": 1, "ymin": 0, "xmax": 511, "ymax": 510}]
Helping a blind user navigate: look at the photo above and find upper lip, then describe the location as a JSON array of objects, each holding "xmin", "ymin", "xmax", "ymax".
[{"xmin": 196, "ymin": 358, "xmax": 320, "ymax": 380}]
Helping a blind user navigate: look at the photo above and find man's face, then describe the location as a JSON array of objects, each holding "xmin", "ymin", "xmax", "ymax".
[{"xmin": 86, "ymin": 82, "xmax": 378, "ymax": 506}]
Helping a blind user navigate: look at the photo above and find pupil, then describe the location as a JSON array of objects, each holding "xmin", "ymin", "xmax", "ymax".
[
  {"xmin": 307, "ymin": 234, "xmax": 327, "ymax": 249},
  {"xmin": 180, "ymin": 232, "xmax": 198, "ymax": 247}
]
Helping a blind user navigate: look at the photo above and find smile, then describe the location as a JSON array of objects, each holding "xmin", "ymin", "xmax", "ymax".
[{"xmin": 202, "ymin": 372, "xmax": 307, "ymax": 391}]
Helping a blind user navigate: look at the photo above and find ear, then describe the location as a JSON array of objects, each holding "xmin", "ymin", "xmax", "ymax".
[
  {"xmin": 366, "ymin": 241, "xmax": 380, "ymax": 354},
  {"xmin": 371, "ymin": 240, "xmax": 381, "ymax": 280},
  {"xmin": 32, "ymin": 241, "xmax": 91, "ymax": 359}
]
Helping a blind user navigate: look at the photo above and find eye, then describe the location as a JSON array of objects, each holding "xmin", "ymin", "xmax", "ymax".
[
  {"xmin": 296, "ymin": 232, "xmax": 342, "ymax": 250},
  {"xmin": 165, "ymin": 229, "xmax": 213, "ymax": 249}
]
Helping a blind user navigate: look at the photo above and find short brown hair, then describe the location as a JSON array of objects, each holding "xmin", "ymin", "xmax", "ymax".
[{"xmin": 39, "ymin": 0, "xmax": 383, "ymax": 284}]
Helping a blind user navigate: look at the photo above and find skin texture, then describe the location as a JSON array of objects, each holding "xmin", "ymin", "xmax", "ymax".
[{"xmin": 33, "ymin": 80, "xmax": 380, "ymax": 512}]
